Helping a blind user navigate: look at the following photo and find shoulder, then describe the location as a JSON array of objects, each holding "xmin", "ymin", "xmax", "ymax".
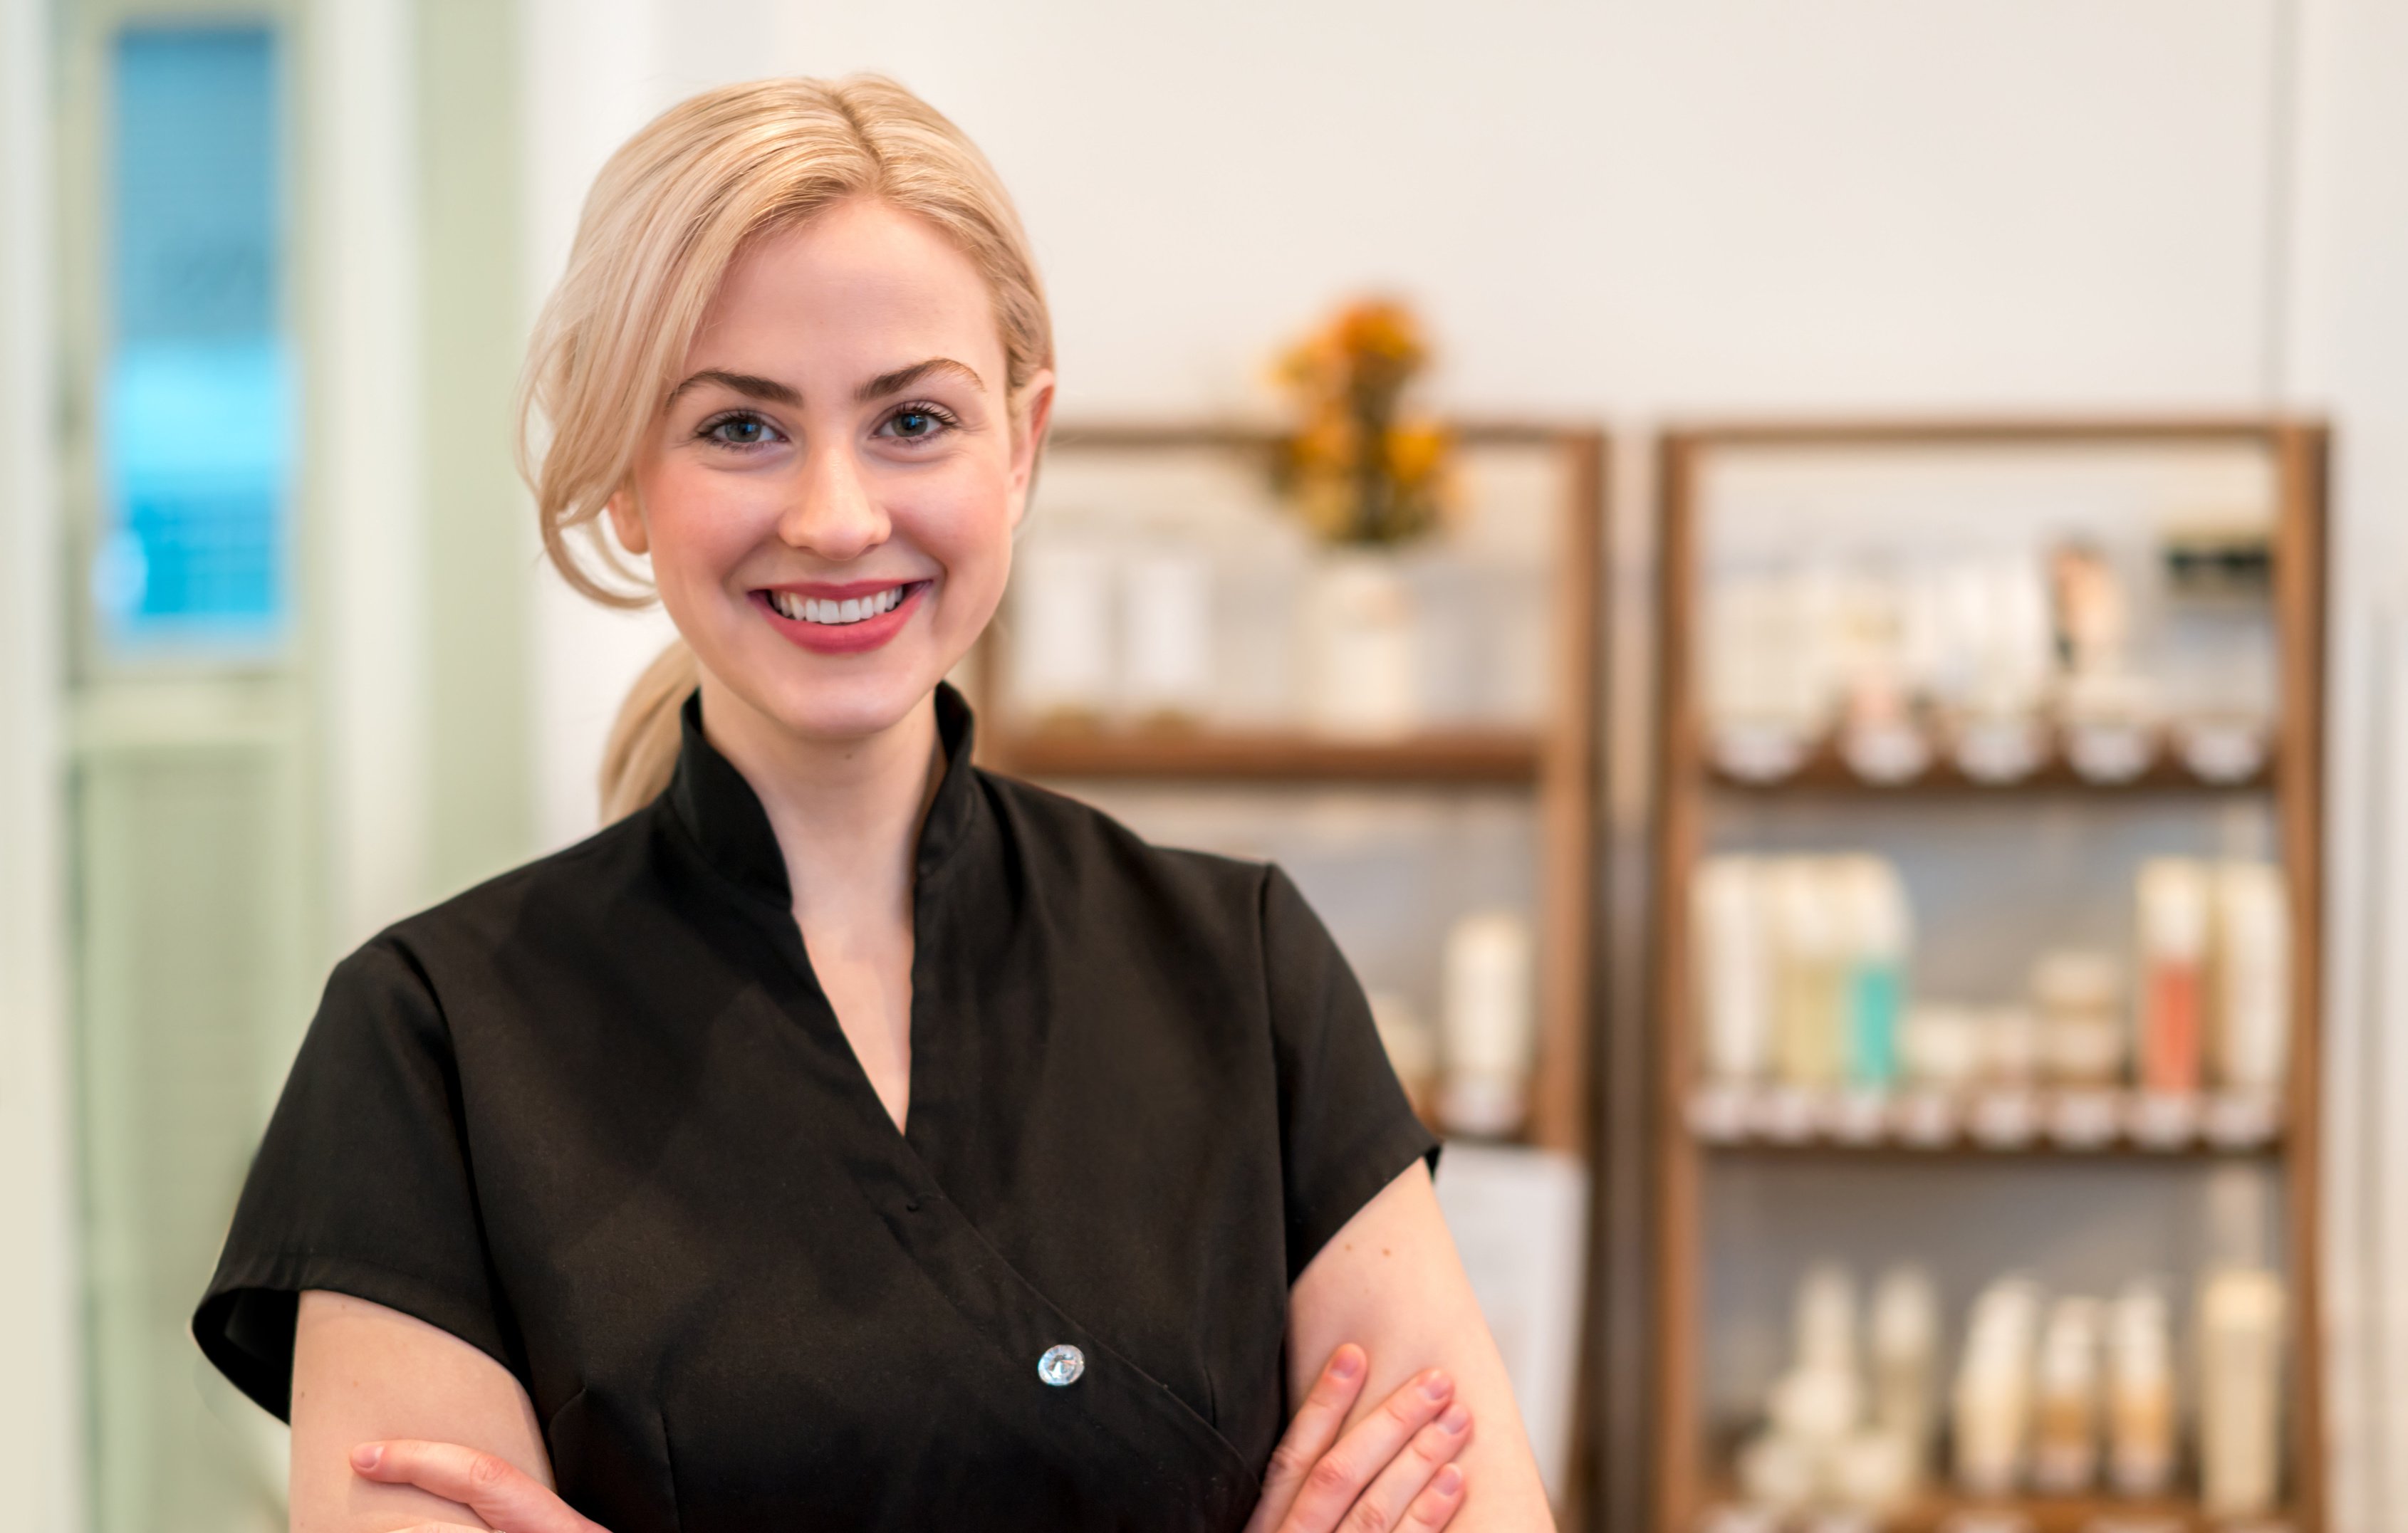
[
  {"xmin": 968, "ymin": 765, "xmax": 1329, "ymax": 982},
  {"xmin": 977, "ymin": 760, "xmax": 1281, "ymax": 914},
  {"xmin": 350, "ymin": 811, "xmax": 666, "ymax": 988}
]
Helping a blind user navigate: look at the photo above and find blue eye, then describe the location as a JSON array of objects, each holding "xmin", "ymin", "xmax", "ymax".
[
  {"xmin": 709, "ymin": 415, "xmax": 770, "ymax": 446},
  {"xmin": 880, "ymin": 402, "xmax": 957, "ymax": 442}
]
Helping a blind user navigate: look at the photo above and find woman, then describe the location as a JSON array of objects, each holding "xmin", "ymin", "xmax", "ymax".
[{"xmin": 194, "ymin": 76, "xmax": 1553, "ymax": 1532}]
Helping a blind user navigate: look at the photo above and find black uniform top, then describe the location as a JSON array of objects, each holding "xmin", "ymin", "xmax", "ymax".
[{"xmin": 194, "ymin": 683, "xmax": 1437, "ymax": 1532}]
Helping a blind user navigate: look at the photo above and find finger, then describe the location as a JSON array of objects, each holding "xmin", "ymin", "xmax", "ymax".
[
  {"xmin": 1338, "ymin": 1403, "xmax": 1472, "ymax": 1532},
  {"xmin": 1244, "ymin": 1344, "xmax": 1372, "ymax": 1533},
  {"xmin": 1277, "ymin": 1368, "xmax": 1454, "ymax": 1533},
  {"xmin": 353, "ymin": 1440, "xmax": 605, "ymax": 1533},
  {"xmin": 1401, "ymin": 1463, "xmax": 1467, "ymax": 1529}
]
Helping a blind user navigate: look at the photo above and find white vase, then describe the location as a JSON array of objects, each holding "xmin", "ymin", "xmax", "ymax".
[{"xmin": 1308, "ymin": 549, "xmax": 1421, "ymax": 739}]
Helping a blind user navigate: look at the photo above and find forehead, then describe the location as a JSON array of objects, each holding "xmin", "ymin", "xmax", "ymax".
[{"xmin": 687, "ymin": 199, "xmax": 1000, "ymax": 372}]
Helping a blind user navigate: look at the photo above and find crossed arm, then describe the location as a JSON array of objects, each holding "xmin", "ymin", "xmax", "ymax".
[{"xmin": 288, "ymin": 1162, "xmax": 1556, "ymax": 1532}]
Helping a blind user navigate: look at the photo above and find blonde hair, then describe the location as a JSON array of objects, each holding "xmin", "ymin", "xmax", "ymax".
[{"xmin": 517, "ymin": 76, "xmax": 1053, "ymax": 823}]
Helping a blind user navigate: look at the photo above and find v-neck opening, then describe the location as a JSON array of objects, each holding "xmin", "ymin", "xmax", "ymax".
[{"xmin": 660, "ymin": 682, "xmax": 986, "ymax": 1178}]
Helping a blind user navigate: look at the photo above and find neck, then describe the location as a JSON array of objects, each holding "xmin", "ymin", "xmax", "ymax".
[{"xmin": 694, "ymin": 673, "xmax": 945, "ymax": 930}]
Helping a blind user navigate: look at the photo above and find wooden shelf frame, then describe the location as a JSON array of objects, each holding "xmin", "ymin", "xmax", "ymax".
[
  {"xmin": 975, "ymin": 419, "xmax": 1609, "ymax": 1157},
  {"xmin": 1648, "ymin": 417, "xmax": 2330, "ymax": 1533}
]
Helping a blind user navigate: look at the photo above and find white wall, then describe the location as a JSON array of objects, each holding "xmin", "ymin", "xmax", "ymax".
[
  {"xmin": 522, "ymin": 0, "xmax": 679, "ymax": 850},
  {"xmin": 2283, "ymin": 0, "xmax": 2408, "ymax": 1523}
]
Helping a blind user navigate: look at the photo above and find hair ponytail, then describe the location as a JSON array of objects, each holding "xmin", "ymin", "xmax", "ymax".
[{"xmin": 600, "ymin": 638, "xmax": 700, "ymax": 823}]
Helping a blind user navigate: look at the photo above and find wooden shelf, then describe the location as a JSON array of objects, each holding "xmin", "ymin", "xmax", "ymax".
[
  {"xmin": 982, "ymin": 726, "xmax": 1545, "ymax": 785},
  {"xmin": 1697, "ymin": 1136, "xmax": 2283, "ymax": 1163},
  {"xmin": 1703, "ymin": 742, "xmax": 2272, "ymax": 797},
  {"xmin": 1699, "ymin": 1487, "xmax": 2276, "ymax": 1533}
]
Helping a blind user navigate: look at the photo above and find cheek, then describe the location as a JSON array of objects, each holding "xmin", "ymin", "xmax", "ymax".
[
  {"xmin": 641, "ymin": 466, "xmax": 778, "ymax": 587},
  {"xmin": 907, "ymin": 463, "xmax": 1018, "ymax": 599}
]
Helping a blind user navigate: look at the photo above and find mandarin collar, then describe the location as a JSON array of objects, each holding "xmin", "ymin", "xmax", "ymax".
[{"xmin": 665, "ymin": 681, "xmax": 982, "ymax": 907}]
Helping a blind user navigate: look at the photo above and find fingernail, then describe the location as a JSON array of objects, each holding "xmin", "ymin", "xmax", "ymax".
[
  {"xmin": 1440, "ymin": 1403, "xmax": 1471, "ymax": 1434},
  {"xmin": 350, "ymin": 1444, "xmax": 382, "ymax": 1472},
  {"xmin": 1330, "ymin": 1346, "xmax": 1364, "ymax": 1381},
  {"xmin": 1435, "ymin": 1464, "xmax": 1464, "ymax": 1495},
  {"xmin": 1422, "ymin": 1370, "xmax": 1454, "ymax": 1401}
]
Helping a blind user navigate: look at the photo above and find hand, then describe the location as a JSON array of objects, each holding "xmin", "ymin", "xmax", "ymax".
[
  {"xmin": 1242, "ymin": 1344, "xmax": 1473, "ymax": 1533},
  {"xmin": 348, "ymin": 1440, "xmax": 608, "ymax": 1533}
]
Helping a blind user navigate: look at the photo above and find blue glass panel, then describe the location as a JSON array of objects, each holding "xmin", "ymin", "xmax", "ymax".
[{"xmin": 101, "ymin": 26, "xmax": 289, "ymax": 652}]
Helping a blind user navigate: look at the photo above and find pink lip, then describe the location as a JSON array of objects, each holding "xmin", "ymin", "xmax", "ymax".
[{"xmin": 753, "ymin": 580, "xmax": 929, "ymax": 655}]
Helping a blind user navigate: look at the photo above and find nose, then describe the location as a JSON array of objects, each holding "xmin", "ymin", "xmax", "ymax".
[{"xmin": 777, "ymin": 441, "xmax": 890, "ymax": 562}]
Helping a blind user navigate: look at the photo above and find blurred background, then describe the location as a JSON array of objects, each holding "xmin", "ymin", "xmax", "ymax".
[{"xmin": 8, "ymin": 2, "xmax": 2408, "ymax": 1531}]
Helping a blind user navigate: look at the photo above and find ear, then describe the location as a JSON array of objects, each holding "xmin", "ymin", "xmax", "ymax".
[
  {"xmin": 605, "ymin": 484, "xmax": 650, "ymax": 557},
  {"xmin": 1004, "ymin": 370, "xmax": 1056, "ymax": 533}
]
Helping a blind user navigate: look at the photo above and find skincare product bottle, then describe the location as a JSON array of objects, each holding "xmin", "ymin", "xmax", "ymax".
[
  {"xmin": 1367, "ymin": 992, "xmax": 1437, "ymax": 1124},
  {"xmin": 1309, "ymin": 553, "xmax": 1422, "ymax": 740},
  {"xmin": 1768, "ymin": 1263, "xmax": 1864, "ymax": 1459},
  {"xmin": 1437, "ymin": 910, "xmax": 1535, "ymax": 1137},
  {"xmin": 2107, "ymin": 1282, "xmax": 2177, "ymax": 1497},
  {"xmin": 1119, "ymin": 545, "xmax": 1215, "ymax": 723},
  {"xmin": 1011, "ymin": 541, "xmax": 1117, "ymax": 724},
  {"xmin": 1952, "ymin": 1277, "xmax": 2041, "ymax": 1496},
  {"xmin": 1771, "ymin": 860, "xmax": 1845, "ymax": 1089},
  {"xmin": 1798, "ymin": 1262, "xmax": 1860, "ymax": 1381},
  {"xmin": 2031, "ymin": 948, "xmax": 2125, "ymax": 1087},
  {"xmin": 1902, "ymin": 1004, "xmax": 1983, "ymax": 1092},
  {"xmin": 1840, "ymin": 858, "xmax": 1910, "ymax": 1092},
  {"xmin": 2198, "ymin": 1268, "xmax": 2285, "ymax": 1519},
  {"xmin": 1694, "ymin": 857, "xmax": 1773, "ymax": 1086},
  {"xmin": 1978, "ymin": 1005, "xmax": 2041, "ymax": 1088},
  {"xmin": 1830, "ymin": 1430, "xmax": 1917, "ymax": 1514},
  {"xmin": 1868, "ymin": 1266, "xmax": 1939, "ymax": 1481},
  {"xmin": 2031, "ymin": 1297, "xmax": 2102, "ymax": 1493},
  {"xmin": 2212, "ymin": 860, "xmax": 2290, "ymax": 1096},
  {"xmin": 2136, "ymin": 859, "xmax": 2212, "ymax": 1095}
]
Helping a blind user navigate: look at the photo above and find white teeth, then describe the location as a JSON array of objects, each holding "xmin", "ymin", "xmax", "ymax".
[{"xmin": 772, "ymin": 585, "xmax": 909, "ymax": 624}]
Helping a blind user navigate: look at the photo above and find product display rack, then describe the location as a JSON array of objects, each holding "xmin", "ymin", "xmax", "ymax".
[
  {"xmin": 975, "ymin": 419, "xmax": 1608, "ymax": 1158},
  {"xmin": 1649, "ymin": 419, "xmax": 2329, "ymax": 1533}
]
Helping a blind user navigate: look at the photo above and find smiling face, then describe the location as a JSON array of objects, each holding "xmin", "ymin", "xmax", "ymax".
[{"xmin": 610, "ymin": 197, "xmax": 1053, "ymax": 749}]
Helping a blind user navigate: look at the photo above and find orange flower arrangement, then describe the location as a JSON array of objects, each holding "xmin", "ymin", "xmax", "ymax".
[{"xmin": 1273, "ymin": 298, "xmax": 1454, "ymax": 545}]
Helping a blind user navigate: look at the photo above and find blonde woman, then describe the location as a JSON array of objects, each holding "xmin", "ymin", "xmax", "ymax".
[{"xmin": 194, "ymin": 78, "xmax": 1553, "ymax": 1532}]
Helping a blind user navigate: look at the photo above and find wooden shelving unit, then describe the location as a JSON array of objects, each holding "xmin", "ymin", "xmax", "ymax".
[
  {"xmin": 976, "ymin": 419, "xmax": 1608, "ymax": 1157},
  {"xmin": 1649, "ymin": 418, "xmax": 2329, "ymax": 1533}
]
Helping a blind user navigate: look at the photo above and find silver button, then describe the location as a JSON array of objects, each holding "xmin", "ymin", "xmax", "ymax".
[{"xmin": 1037, "ymin": 1344, "xmax": 1085, "ymax": 1386}]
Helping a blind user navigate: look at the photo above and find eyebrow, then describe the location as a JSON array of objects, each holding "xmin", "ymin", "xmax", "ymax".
[
  {"xmin": 665, "ymin": 369, "xmax": 802, "ymax": 409},
  {"xmin": 855, "ymin": 357, "xmax": 984, "ymax": 403}
]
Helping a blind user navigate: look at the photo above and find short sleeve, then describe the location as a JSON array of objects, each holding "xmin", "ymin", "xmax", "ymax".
[
  {"xmin": 192, "ymin": 938, "xmax": 516, "ymax": 1420},
  {"xmin": 1261, "ymin": 865, "xmax": 1442, "ymax": 1282}
]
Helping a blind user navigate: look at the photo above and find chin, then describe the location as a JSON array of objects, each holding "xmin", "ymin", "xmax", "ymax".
[{"xmin": 751, "ymin": 659, "xmax": 942, "ymax": 743}]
